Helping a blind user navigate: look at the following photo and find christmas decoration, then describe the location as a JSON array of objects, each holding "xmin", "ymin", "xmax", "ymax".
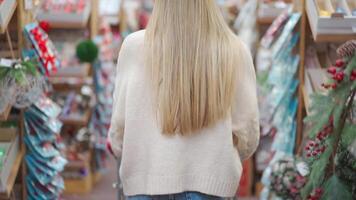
[
  {"xmin": 269, "ymin": 157, "xmax": 307, "ymax": 200},
  {"xmin": 301, "ymin": 40, "xmax": 356, "ymax": 200},
  {"xmin": 24, "ymin": 23, "xmax": 60, "ymax": 76},
  {"xmin": 39, "ymin": 20, "xmax": 51, "ymax": 33},
  {"xmin": 24, "ymin": 96, "xmax": 67, "ymax": 199},
  {"xmin": 76, "ymin": 40, "xmax": 99, "ymax": 63},
  {"xmin": 0, "ymin": 59, "xmax": 44, "ymax": 109}
]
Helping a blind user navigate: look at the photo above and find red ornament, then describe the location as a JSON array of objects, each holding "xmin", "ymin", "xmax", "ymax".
[
  {"xmin": 335, "ymin": 59, "xmax": 345, "ymax": 67},
  {"xmin": 39, "ymin": 21, "xmax": 51, "ymax": 33}
]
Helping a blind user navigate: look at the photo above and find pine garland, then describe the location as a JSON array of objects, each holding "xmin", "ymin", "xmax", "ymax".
[{"xmin": 301, "ymin": 41, "xmax": 356, "ymax": 200}]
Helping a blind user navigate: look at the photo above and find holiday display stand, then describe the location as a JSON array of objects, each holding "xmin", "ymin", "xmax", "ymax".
[
  {"xmin": 0, "ymin": 1, "xmax": 41, "ymax": 199},
  {"xmin": 38, "ymin": 0, "xmax": 101, "ymax": 195}
]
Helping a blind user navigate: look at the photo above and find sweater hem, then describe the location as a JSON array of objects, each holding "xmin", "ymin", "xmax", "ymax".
[{"xmin": 123, "ymin": 174, "xmax": 240, "ymax": 197}]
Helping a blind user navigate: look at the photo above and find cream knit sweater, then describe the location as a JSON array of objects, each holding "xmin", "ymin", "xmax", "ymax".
[{"xmin": 108, "ymin": 30, "xmax": 260, "ymax": 197}]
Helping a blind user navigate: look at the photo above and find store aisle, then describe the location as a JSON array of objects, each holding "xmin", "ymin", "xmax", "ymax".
[{"xmin": 63, "ymin": 157, "xmax": 118, "ymax": 200}]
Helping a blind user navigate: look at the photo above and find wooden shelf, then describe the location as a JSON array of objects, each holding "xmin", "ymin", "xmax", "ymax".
[
  {"xmin": 48, "ymin": 77, "xmax": 93, "ymax": 91},
  {"xmin": 0, "ymin": 1, "xmax": 17, "ymax": 34},
  {"xmin": 0, "ymin": 148, "xmax": 24, "ymax": 199},
  {"xmin": 48, "ymin": 22, "xmax": 89, "ymax": 29},
  {"xmin": 60, "ymin": 109, "xmax": 92, "ymax": 126},
  {"xmin": 306, "ymin": 4, "xmax": 356, "ymax": 43},
  {"xmin": 312, "ymin": 33, "xmax": 356, "ymax": 43},
  {"xmin": 50, "ymin": 64, "xmax": 91, "ymax": 78},
  {"xmin": 257, "ymin": 17, "xmax": 275, "ymax": 25},
  {"xmin": 0, "ymin": 104, "xmax": 12, "ymax": 122}
]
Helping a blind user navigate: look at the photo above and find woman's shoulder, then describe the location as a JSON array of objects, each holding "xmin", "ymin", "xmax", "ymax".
[{"xmin": 121, "ymin": 30, "xmax": 146, "ymax": 49}]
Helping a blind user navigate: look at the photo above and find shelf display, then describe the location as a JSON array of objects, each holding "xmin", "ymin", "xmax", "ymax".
[
  {"xmin": 255, "ymin": 11, "xmax": 302, "ymax": 199},
  {"xmin": 307, "ymin": 0, "xmax": 356, "ymax": 41},
  {"xmin": 37, "ymin": 0, "xmax": 92, "ymax": 28},
  {"xmin": 24, "ymin": 23, "xmax": 61, "ymax": 76},
  {"xmin": 24, "ymin": 96, "xmax": 67, "ymax": 200}
]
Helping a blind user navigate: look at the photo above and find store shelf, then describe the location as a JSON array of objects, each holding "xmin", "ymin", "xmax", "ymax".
[
  {"xmin": 311, "ymin": 33, "xmax": 356, "ymax": 43},
  {"xmin": 0, "ymin": 1, "xmax": 17, "ymax": 34},
  {"xmin": 63, "ymin": 151, "xmax": 92, "ymax": 194},
  {"xmin": 48, "ymin": 22, "xmax": 90, "ymax": 29},
  {"xmin": 0, "ymin": 104, "xmax": 12, "ymax": 122},
  {"xmin": 60, "ymin": 109, "xmax": 92, "ymax": 126},
  {"xmin": 48, "ymin": 77, "xmax": 93, "ymax": 91},
  {"xmin": 0, "ymin": 148, "xmax": 25, "ymax": 199},
  {"xmin": 306, "ymin": 3, "xmax": 356, "ymax": 43},
  {"xmin": 50, "ymin": 64, "xmax": 91, "ymax": 78}
]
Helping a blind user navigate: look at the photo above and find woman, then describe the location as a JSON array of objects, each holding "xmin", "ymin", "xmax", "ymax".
[{"xmin": 108, "ymin": 0, "xmax": 260, "ymax": 199}]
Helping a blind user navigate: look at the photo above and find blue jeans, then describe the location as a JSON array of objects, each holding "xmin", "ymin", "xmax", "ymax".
[{"xmin": 127, "ymin": 192, "xmax": 224, "ymax": 200}]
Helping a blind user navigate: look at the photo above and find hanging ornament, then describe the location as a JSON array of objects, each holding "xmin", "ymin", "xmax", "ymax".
[
  {"xmin": 39, "ymin": 20, "xmax": 51, "ymax": 33},
  {"xmin": 0, "ymin": 59, "xmax": 44, "ymax": 109},
  {"xmin": 76, "ymin": 40, "xmax": 99, "ymax": 63},
  {"xmin": 269, "ymin": 157, "xmax": 307, "ymax": 200}
]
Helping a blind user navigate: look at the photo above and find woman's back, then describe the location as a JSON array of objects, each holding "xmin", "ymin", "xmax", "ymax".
[
  {"xmin": 108, "ymin": 0, "xmax": 260, "ymax": 198},
  {"xmin": 108, "ymin": 30, "xmax": 259, "ymax": 197}
]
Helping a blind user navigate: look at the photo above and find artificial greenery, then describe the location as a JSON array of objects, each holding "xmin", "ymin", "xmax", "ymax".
[
  {"xmin": 0, "ymin": 59, "xmax": 39, "ymax": 85},
  {"xmin": 76, "ymin": 40, "xmax": 99, "ymax": 63},
  {"xmin": 301, "ymin": 41, "xmax": 356, "ymax": 200}
]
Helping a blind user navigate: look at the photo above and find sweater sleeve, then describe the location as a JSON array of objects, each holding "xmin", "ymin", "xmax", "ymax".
[
  {"xmin": 232, "ymin": 41, "xmax": 260, "ymax": 161},
  {"xmin": 107, "ymin": 37, "xmax": 131, "ymax": 158}
]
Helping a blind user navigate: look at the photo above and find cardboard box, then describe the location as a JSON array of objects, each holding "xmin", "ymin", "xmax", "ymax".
[{"xmin": 0, "ymin": 127, "xmax": 19, "ymax": 192}]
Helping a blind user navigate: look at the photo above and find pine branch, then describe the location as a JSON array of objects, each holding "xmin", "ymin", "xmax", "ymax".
[{"xmin": 330, "ymin": 90, "xmax": 356, "ymax": 174}]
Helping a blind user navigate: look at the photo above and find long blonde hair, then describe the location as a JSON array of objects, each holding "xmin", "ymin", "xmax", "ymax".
[{"xmin": 145, "ymin": 0, "xmax": 240, "ymax": 135}]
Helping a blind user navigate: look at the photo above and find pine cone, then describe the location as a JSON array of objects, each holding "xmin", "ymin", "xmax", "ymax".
[{"xmin": 337, "ymin": 40, "xmax": 356, "ymax": 57}]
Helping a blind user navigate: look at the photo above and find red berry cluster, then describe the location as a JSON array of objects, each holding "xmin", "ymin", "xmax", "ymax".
[
  {"xmin": 305, "ymin": 118, "xmax": 333, "ymax": 158},
  {"xmin": 307, "ymin": 188, "xmax": 323, "ymax": 200},
  {"xmin": 322, "ymin": 59, "xmax": 350, "ymax": 89}
]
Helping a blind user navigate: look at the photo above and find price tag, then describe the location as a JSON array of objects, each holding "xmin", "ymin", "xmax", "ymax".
[
  {"xmin": 296, "ymin": 161, "xmax": 310, "ymax": 177},
  {"xmin": 0, "ymin": 58, "xmax": 15, "ymax": 68}
]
